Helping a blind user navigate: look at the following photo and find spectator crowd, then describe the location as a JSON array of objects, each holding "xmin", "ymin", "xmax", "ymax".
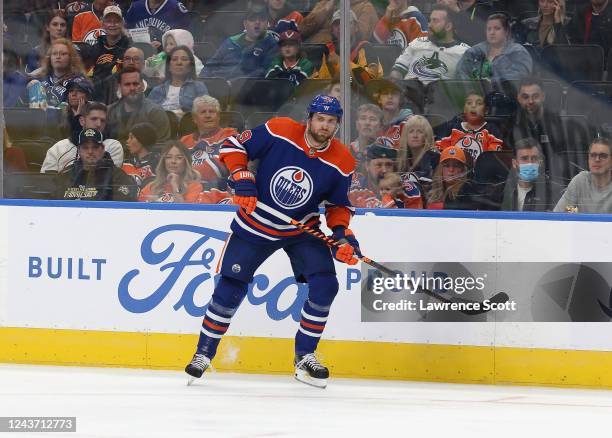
[{"xmin": 3, "ymin": 0, "xmax": 612, "ymax": 213}]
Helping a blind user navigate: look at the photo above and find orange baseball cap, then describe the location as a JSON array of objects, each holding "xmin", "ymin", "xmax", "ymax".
[{"xmin": 440, "ymin": 145, "xmax": 467, "ymax": 164}]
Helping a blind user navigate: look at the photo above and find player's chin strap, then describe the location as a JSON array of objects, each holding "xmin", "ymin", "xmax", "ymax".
[{"xmin": 254, "ymin": 201, "xmax": 509, "ymax": 316}]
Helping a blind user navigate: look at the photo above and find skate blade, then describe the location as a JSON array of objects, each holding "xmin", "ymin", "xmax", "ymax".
[
  {"xmin": 187, "ymin": 376, "xmax": 197, "ymax": 386},
  {"xmin": 295, "ymin": 370, "xmax": 327, "ymax": 389}
]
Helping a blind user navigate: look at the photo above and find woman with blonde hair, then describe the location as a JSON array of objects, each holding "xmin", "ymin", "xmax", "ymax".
[
  {"xmin": 397, "ymin": 115, "xmax": 439, "ymax": 183},
  {"xmin": 27, "ymin": 38, "xmax": 86, "ymax": 109},
  {"xmin": 427, "ymin": 145, "xmax": 479, "ymax": 210},
  {"xmin": 517, "ymin": 0, "xmax": 571, "ymax": 49},
  {"xmin": 139, "ymin": 141, "xmax": 202, "ymax": 203}
]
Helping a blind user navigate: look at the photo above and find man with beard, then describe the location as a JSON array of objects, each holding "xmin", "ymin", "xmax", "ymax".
[
  {"xmin": 57, "ymin": 128, "xmax": 137, "ymax": 201},
  {"xmin": 184, "ymin": 95, "xmax": 361, "ymax": 389},
  {"xmin": 42, "ymin": 101, "xmax": 124, "ymax": 173},
  {"xmin": 390, "ymin": 4, "xmax": 469, "ymax": 85},
  {"xmin": 107, "ymin": 67, "xmax": 170, "ymax": 145}
]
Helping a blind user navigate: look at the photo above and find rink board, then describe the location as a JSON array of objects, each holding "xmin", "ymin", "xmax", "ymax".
[{"xmin": 0, "ymin": 201, "xmax": 611, "ymax": 387}]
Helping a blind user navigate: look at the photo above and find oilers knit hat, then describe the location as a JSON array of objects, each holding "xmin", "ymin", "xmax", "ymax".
[{"xmin": 130, "ymin": 122, "xmax": 158, "ymax": 149}]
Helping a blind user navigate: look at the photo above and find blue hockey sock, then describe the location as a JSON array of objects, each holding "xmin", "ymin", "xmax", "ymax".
[
  {"xmin": 197, "ymin": 276, "xmax": 248, "ymax": 359},
  {"xmin": 295, "ymin": 273, "xmax": 338, "ymax": 356}
]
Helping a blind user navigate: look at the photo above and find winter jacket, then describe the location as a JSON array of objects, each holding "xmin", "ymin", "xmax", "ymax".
[
  {"xmin": 107, "ymin": 97, "xmax": 171, "ymax": 145},
  {"xmin": 200, "ymin": 31, "xmax": 279, "ymax": 79},
  {"xmin": 147, "ymin": 79, "xmax": 209, "ymax": 113},
  {"xmin": 516, "ymin": 16, "xmax": 571, "ymax": 49},
  {"xmin": 265, "ymin": 57, "xmax": 314, "ymax": 86},
  {"xmin": 57, "ymin": 152, "xmax": 137, "ymax": 201},
  {"xmin": 501, "ymin": 168, "xmax": 561, "ymax": 211},
  {"xmin": 456, "ymin": 41, "xmax": 533, "ymax": 82},
  {"xmin": 41, "ymin": 137, "xmax": 125, "ymax": 173}
]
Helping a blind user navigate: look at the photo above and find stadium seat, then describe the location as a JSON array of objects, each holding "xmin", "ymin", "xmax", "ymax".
[
  {"xmin": 132, "ymin": 42, "xmax": 157, "ymax": 60},
  {"xmin": 566, "ymin": 81, "xmax": 612, "ymax": 128},
  {"xmin": 473, "ymin": 150, "xmax": 513, "ymax": 185},
  {"xmin": 193, "ymin": 42, "xmax": 216, "ymax": 63},
  {"xmin": 220, "ymin": 111, "xmax": 245, "ymax": 132},
  {"xmin": 426, "ymin": 80, "xmax": 492, "ymax": 119},
  {"xmin": 230, "ymin": 78, "xmax": 295, "ymax": 115},
  {"xmin": 201, "ymin": 11, "xmax": 245, "ymax": 46},
  {"xmin": 364, "ymin": 79, "xmax": 427, "ymax": 114},
  {"xmin": 424, "ymin": 114, "xmax": 447, "ymax": 132},
  {"xmin": 11, "ymin": 139, "xmax": 56, "ymax": 172},
  {"xmin": 198, "ymin": 77, "xmax": 231, "ymax": 110},
  {"xmin": 165, "ymin": 111, "xmax": 180, "ymax": 139},
  {"xmin": 560, "ymin": 114, "xmax": 594, "ymax": 152},
  {"xmin": 3, "ymin": 172, "xmax": 58, "ymax": 199},
  {"xmin": 4, "ymin": 108, "xmax": 48, "ymax": 142},
  {"xmin": 541, "ymin": 44, "xmax": 605, "ymax": 82},
  {"xmin": 246, "ymin": 112, "xmax": 278, "ymax": 129},
  {"xmin": 362, "ymin": 43, "xmax": 403, "ymax": 74},
  {"xmin": 302, "ymin": 44, "xmax": 328, "ymax": 72},
  {"xmin": 178, "ymin": 112, "xmax": 196, "ymax": 137}
]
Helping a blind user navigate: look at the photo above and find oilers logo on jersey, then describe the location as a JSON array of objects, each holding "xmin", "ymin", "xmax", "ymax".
[{"xmin": 270, "ymin": 167, "xmax": 313, "ymax": 209}]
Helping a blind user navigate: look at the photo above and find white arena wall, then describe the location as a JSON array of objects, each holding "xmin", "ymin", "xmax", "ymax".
[{"xmin": 0, "ymin": 200, "xmax": 611, "ymax": 388}]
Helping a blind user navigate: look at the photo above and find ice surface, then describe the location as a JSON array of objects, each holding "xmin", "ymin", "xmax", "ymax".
[{"xmin": 0, "ymin": 364, "xmax": 610, "ymax": 438}]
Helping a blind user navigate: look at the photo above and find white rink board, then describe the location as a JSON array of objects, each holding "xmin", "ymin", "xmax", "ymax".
[{"xmin": 1, "ymin": 202, "xmax": 611, "ymax": 351}]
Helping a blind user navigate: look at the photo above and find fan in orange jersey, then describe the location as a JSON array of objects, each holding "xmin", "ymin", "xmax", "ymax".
[
  {"xmin": 180, "ymin": 96, "xmax": 235, "ymax": 188},
  {"xmin": 435, "ymin": 92, "xmax": 504, "ymax": 163},
  {"xmin": 71, "ymin": 0, "xmax": 114, "ymax": 44}
]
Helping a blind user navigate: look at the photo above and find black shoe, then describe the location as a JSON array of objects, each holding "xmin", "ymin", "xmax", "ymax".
[
  {"xmin": 185, "ymin": 353, "xmax": 211, "ymax": 384},
  {"xmin": 294, "ymin": 353, "xmax": 329, "ymax": 388}
]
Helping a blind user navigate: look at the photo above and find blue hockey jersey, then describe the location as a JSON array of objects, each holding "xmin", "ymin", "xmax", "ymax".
[
  {"xmin": 220, "ymin": 117, "xmax": 356, "ymax": 243},
  {"xmin": 125, "ymin": 0, "xmax": 190, "ymax": 42}
]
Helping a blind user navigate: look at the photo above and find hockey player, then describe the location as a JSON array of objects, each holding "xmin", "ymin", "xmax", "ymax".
[{"xmin": 185, "ymin": 95, "xmax": 359, "ymax": 388}]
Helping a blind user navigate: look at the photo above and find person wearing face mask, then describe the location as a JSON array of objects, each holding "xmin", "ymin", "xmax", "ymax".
[
  {"xmin": 435, "ymin": 92, "xmax": 504, "ymax": 164},
  {"xmin": 501, "ymin": 138, "xmax": 561, "ymax": 211}
]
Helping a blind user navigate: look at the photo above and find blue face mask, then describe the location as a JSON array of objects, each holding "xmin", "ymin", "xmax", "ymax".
[{"xmin": 518, "ymin": 163, "xmax": 539, "ymax": 182}]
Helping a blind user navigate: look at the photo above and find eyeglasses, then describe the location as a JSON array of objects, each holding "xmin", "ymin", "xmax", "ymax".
[
  {"xmin": 123, "ymin": 56, "xmax": 143, "ymax": 62},
  {"xmin": 589, "ymin": 152, "xmax": 610, "ymax": 160}
]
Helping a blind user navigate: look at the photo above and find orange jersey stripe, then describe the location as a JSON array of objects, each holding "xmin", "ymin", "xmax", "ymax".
[
  {"xmin": 301, "ymin": 320, "xmax": 325, "ymax": 331},
  {"xmin": 203, "ymin": 319, "xmax": 228, "ymax": 332}
]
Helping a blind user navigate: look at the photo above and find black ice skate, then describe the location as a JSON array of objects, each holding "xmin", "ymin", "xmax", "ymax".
[
  {"xmin": 185, "ymin": 353, "xmax": 211, "ymax": 385},
  {"xmin": 294, "ymin": 353, "xmax": 329, "ymax": 388}
]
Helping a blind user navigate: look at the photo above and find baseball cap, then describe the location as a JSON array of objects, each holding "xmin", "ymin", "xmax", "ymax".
[
  {"xmin": 103, "ymin": 5, "xmax": 123, "ymax": 19},
  {"xmin": 332, "ymin": 9, "xmax": 357, "ymax": 23},
  {"xmin": 278, "ymin": 30, "xmax": 302, "ymax": 45},
  {"xmin": 366, "ymin": 137, "xmax": 397, "ymax": 160},
  {"xmin": 78, "ymin": 128, "xmax": 104, "ymax": 146},
  {"xmin": 440, "ymin": 145, "xmax": 467, "ymax": 164},
  {"xmin": 66, "ymin": 77, "xmax": 94, "ymax": 97}
]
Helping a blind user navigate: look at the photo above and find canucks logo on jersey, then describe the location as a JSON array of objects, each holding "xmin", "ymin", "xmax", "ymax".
[{"xmin": 270, "ymin": 167, "xmax": 313, "ymax": 209}]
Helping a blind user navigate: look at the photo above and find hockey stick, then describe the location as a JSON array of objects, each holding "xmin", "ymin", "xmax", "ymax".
[{"xmin": 254, "ymin": 203, "xmax": 509, "ymax": 315}]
